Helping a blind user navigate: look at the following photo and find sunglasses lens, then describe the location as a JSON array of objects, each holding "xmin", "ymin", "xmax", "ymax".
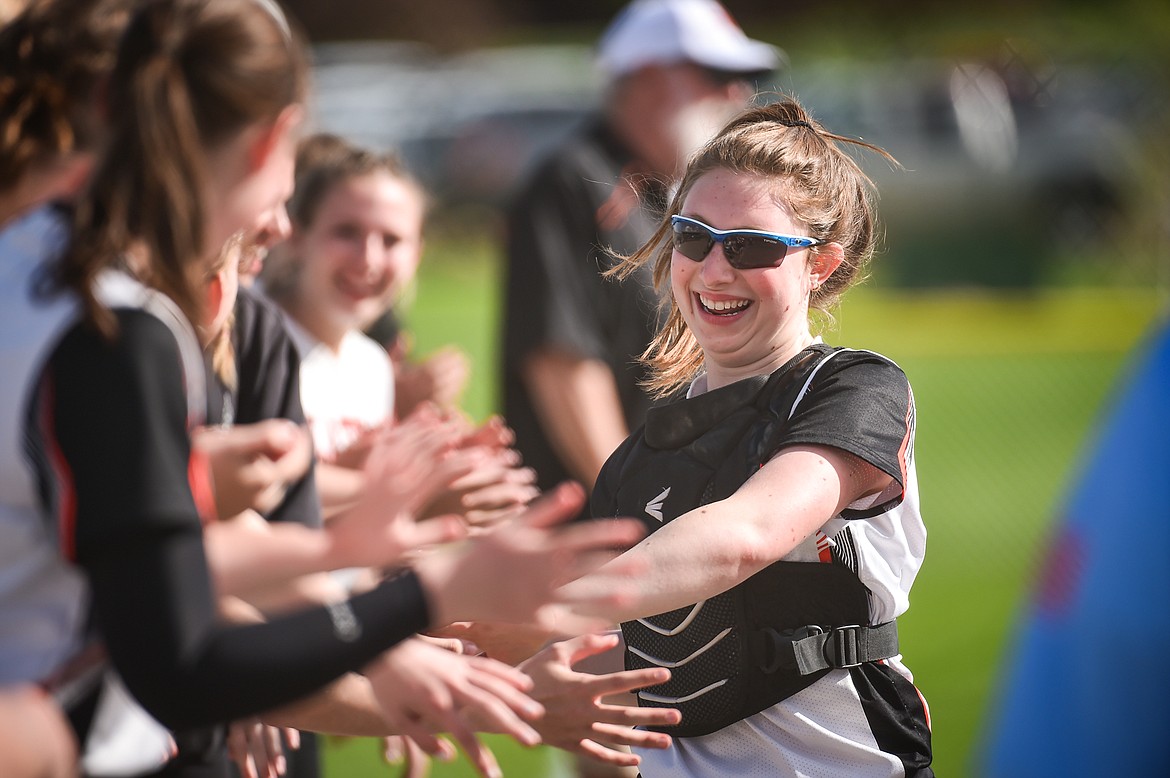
[
  {"xmin": 722, "ymin": 235, "xmax": 788, "ymax": 269},
  {"xmin": 672, "ymin": 224, "xmax": 714, "ymax": 261}
]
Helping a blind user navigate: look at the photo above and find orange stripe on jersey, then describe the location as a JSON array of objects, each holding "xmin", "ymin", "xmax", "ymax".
[
  {"xmin": 816, "ymin": 532, "xmax": 833, "ymax": 563},
  {"xmin": 916, "ymin": 685, "xmax": 932, "ymax": 730},
  {"xmin": 188, "ymin": 448, "xmax": 218, "ymax": 526},
  {"xmin": 38, "ymin": 379, "xmax": 78, "ymax": 562},
  {"xmin": 895, "ymin": 385, "xmax": 913, "ymax": 486}
]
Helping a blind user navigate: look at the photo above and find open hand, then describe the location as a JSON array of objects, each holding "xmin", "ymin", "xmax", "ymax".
[
  {"xmin": 365, "ymin": 638, "xmax": 543, "ymax": 778},
  {"xmin": 519, "ymin": 633, "xmax": 679, "ymax": 766}
]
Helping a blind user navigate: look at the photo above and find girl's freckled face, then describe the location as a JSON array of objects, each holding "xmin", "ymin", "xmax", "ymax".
[{"xmin": 671, "ymin": 168, "xmax": 817, "ymax": 383}]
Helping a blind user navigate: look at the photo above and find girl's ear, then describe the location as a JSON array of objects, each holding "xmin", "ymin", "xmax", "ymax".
[
  {"xmin": 811, "ymin": 242, "xmax": 844, "ymax": 289},
  {"xmin": 247, "ymin": 104, "xmax": 305, "ymax": 173},
  {"xmin": 205, "ymin": 273, "xmax": 224, "ymax": 322}
]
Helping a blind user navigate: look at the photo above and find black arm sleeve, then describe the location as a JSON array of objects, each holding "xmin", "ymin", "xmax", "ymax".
[
  {"xmin": 42, "ymin": 312, "xmax": 428, "ymax": 730},
  {"xmin": 86, "ymin": 534, "xmax": 427, "ymax": 730},
  {"xmin": 232, "ymin": 286, "xmax": 322, "ymax": 529}
]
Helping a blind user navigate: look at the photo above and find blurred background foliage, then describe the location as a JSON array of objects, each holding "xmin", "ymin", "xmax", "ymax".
[
  {"xmin": 286, "ymin": 0, "xmax": 1170, "ymax": 291},
  {"xmin": 274, "ymin": 1, "xmax": 1169, "ymax": 775}
]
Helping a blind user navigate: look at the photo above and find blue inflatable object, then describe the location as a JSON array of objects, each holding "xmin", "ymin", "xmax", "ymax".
[{"xmin": 980, "ymin": 319, "xmax": 1170, "ymax": 776}]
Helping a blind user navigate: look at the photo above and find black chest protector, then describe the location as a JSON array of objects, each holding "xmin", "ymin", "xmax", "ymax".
[{"xmin": 593, "ymin": 347, "xmax": 888, "ymax": 738}]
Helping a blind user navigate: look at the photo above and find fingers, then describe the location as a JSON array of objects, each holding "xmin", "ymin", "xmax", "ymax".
[
  {"xmin": 518, "ymin": 482, "xmax": 586, "ymax": 529},
  {"xmin": 577, "ymin": 667, "xmax": 672, "ymax": 702},
  {"xmin": 465, "ymin": 654, "xmax": 534, "ymax": 693},
  {"xmin": 447, "ymin": 456, "xmax": 518, "ymax": 492},
  {"xmin": 405, "ymin": 514, "xmax": 469, "ymax": 549},
  {"xmin": 577, "ymin": 737, "xmax": 643, "ymax": 767},
  {"xmin": 414, "ymin": 632, "xmax": 471, "ymax": 654},
  {"xmin": 226, "ymin": 720, "xmax": 288, "ymax": 778},
  {"xmin": 445, "ymin": 721, "xmax": 502, "ymax": 778},
  {"xmin": 226, "ymin": 723, "xmax": 258, "ymax": 778},
  {"xmin": 260, "ymin": 720, "xmax": 285, "ymax": 776},
  {"xmin": 592, "ymin": 721, "xmax": 674, "ymax": 750},
  {"xmin": 254, "ymin": 724, "xmax": 285, "ymax": 778},
  {"xmin": 460, "ymin": 480, "xmax": 539, "ymax": 513},
  {"xmin": 531, "ymin": 606, "xmax": 615, "ymax": 639},
  {"xmin": 450, "ymin": 681, "xmax": 541, "ymax": 748},
  {"xmin": 558, "ymin": 631, "xmax": 622, "ymax": 665},
  {"xmin": 594, "ymin": 702, "xmax": 681, "ymax": 730},
  {"xmin": 382, "ymin": 711, "xmax": 447, "ymax": 758},
  {"xmin": 460, "ymin": 415, "xmax": 514, "ymax": 450},
  {"xmin": 384, "ymin": 733, "xmax": 453, "ymax": 769},
  {"xmin": 197, "ymin": 420, "xmax": 312, "ymax": 516},
  {"xmin": 547, "ymin": 518, "xmax": 645, "ymax": 557},
  {"xmin": 402, "ymin": 734, "xmax": 441, "ymax": 778},
  {"xmin": 462, "ymin": 505, "xmax": 527, "ymax": 532}
]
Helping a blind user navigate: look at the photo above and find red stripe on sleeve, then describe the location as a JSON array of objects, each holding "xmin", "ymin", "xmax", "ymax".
[
  {"xmin": 895, "ymin": 386, "xmax": 913, "ymax": 487},
  {"xmin": 188, "ymin": 448, "xmax": 219, "ymax": 526},
  {"xmin": 38, "ymin": 378, "xmax": 78, "ymax": 562}
]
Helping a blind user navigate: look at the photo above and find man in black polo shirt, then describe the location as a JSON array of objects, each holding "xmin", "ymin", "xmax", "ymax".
[{"xmin": 501, "ymin": 0, "xmax": 781, "ymax": 510}]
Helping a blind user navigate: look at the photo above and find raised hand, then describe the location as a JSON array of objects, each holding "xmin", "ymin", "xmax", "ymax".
[
  {"xmin": 193, "ymin": 419, "xmax": 312, "ymax": 518},
  {"xmin": 519, "ymin": 633, "xmax": 680, "ymax": 766},
  {"xmin": 426, "ymin": 449, "xmax": 539, "ymax": 532},
  {"xmin": 414, "ymin": 482, "xmax": 647, "ymax": 633},
  {"xmin": 226, "ymin": 718, "xmax": 299, "ymax": 778},
  {"xmin": 364, "ymin": 637, "xmax": 544, "ymax": 778},
  {"xmin": 326, "ymin": 409, "xmax": 480, "ymax": 569}
]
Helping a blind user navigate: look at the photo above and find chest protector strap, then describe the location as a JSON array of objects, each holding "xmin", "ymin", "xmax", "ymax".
[
  {"xmin": 603, "ymin": 349, "xmax": 901, "ymax": 738},
  {"xmin": 624, "ymin": 559, "xmax": 895, "ymax": 738}
]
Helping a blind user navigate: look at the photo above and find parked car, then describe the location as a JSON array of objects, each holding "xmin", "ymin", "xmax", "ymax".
[
  {"xmin": 307, "ymin": 42, "xmax": 1158, "ymax": 288},
  {"xmin": 778, "ymin": 57, "xmax": 1151, "ymax": 287}
]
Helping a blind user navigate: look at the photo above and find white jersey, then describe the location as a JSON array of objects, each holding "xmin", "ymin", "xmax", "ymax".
[{"xmin": 282, "ymin": 319, "xmax": 395, "ymax": 462}]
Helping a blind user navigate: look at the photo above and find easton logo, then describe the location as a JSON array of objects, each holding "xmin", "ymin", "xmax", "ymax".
[{"xmin": 645, "ymin": 487, "xmax": 671, "ymax": 522}]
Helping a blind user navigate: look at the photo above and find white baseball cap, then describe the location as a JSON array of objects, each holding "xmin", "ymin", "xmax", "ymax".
[{"xmin": 597, "ymin": 0, "xmax": 781, "ymax": 80}]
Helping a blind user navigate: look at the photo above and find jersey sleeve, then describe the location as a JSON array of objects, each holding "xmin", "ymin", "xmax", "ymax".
[
  {"xmin": 504, "ymin": 159, "xmax": 609, "ymax": 363},
  {"xmin": 36, "ymin": 312, "xmax": 428, "ymax": 729},
  {"xmin": 767, "ymin": 350, "xmax": 915, "ymax": 518},
  {"xmin": 589, "ymin": 427, "xmax": 642, "ymax": 521},
  {"xmin": 232, "ymin": 287, "xmax": 322, "ymax": 529}
]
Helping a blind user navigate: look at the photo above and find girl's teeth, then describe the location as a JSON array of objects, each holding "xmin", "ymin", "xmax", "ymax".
[{"xmin": 700, "ymin": 295, "xmax": 749, "ymax": 312}]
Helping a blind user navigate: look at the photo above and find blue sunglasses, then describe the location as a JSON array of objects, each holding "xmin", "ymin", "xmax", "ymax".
[{"xmin": 670, "ymin": 215, "xmax": 822, "ymax": 270}]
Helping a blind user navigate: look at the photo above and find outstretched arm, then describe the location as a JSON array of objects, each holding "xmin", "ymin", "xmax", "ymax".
[{"xmin": 565, "ymin": 444, "xmax": 894, "ymax": 623}]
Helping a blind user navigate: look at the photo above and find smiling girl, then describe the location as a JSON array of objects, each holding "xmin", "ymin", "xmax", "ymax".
[
  {"xmin": 262, "ymin": 135, "xmax": 423, "ymax": 467},
  {"xmin": 562, "ymin": 97, "xmax": 933, "ymax": 776},
  {"xmin": 262, "ymin": 135, "xmax": 538, "ymax": 529}
]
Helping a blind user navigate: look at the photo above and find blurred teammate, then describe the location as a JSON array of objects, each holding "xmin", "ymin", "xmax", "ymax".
[
  {"xmin": 3, "ymin": 2, "xmax": 649, "ymax": 777},
  {"xmin": 501, "ymin": 0, "xmax": 780, "ymax": 507}
]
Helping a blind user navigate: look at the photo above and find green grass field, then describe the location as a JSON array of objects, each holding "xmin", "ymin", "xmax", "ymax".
[{"xmin": 325, "ymin": 236, "xmax": 1164, "ymax": 777}]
